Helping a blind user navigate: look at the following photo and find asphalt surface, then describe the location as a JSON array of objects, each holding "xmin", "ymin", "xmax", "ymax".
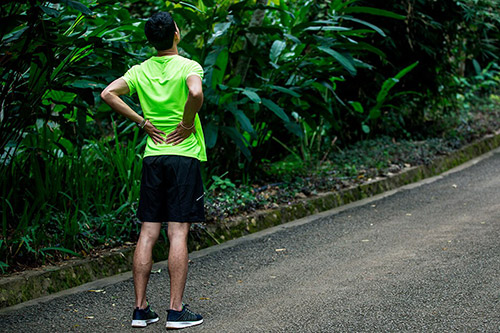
[{"xmin": 1, "ymin": 148, "xmax": 499, "ymax": 333}]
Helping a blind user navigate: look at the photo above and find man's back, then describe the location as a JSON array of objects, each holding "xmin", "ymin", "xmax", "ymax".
[{"xmin": 122, "ymin": 55, "xmax": 206, "ymax": 161}]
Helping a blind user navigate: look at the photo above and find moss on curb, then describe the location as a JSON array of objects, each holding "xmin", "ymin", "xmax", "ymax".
[{"xmin": 1, "ymin": 133, "xmax": 499, "ymax": 309}]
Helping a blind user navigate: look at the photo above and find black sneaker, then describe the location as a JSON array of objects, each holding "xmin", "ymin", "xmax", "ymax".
[
  {"xmin": 166, "ymin": 304, "xmax": 203, "ymax": 329},
  {"xmin": 131, "ymin": 303, "xmax": 160, "ymax": 328}
]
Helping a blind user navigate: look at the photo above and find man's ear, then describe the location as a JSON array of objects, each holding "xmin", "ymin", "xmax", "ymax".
[{"xmin": 174, "ymin": 23, "xmax": 181, "ymax": 42}]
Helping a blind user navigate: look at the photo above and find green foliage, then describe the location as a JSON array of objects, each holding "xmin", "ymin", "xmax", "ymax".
[
  {"xmin": 344, "ymin": 0, "xmax": 500, "ymax": 138},
  {"xmin": 162, "ymin": 0, "xmax": 405, "ymax": 177},
  {"xmin": 208, "ymin": 172, "xmax": 237, "ymax": 192},
  {"xmin": 0, "ymin": 119, "xmax": 144, "ymax": 269}
]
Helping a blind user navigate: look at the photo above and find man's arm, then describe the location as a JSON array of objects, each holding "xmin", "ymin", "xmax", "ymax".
[
  {"xmin": 101, "ymin": 78, "xmax": 166, "ymax": 145},
  {"xmin": 166, "ymin": 75, "xmax": 204, "ymax": 145}
]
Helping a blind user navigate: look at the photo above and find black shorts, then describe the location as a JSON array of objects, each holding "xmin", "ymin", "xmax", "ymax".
[{"xmin": 137, "ymin": 155, "xmax": 205, "ymax": 223}]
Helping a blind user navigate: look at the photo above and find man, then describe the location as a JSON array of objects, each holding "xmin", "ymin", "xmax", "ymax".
[{"xmin": 101, "ymin": 11, "xmax": 205, "ymax": 329}]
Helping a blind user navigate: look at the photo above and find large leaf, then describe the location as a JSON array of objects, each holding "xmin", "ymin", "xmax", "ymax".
[
  {"xmin": 178, "ymin": 1, "xmax": 204, "ymax": 13},
  {"xmin": 343, "ymin": 41, "xmax": 386, "ymax": 58},
  {"xmin": 369, "ymin": 61, "xmax": 419, "ymax": 119},
  {"xmin": 270, "ymin": 40, "xmax": 286, "ymax": 63},
  {"xmin": 50, "ymin": 0, "xmax": 93, "ymax": 15},
  {"xmin": 304, "ymin": 26, "xmax": 351, "ymax": 32},
  {"xmin": 342, "ymin": 7, "xmax": 406, "ymax": 20},
  {"xmin": 268, "ymin": 85, "xmax": 301, "ymax": 97},
  {"xmin": 342, "ymin": 17, "xmax": 386, "ymax": 37},
  {"xmin": 39, "ymin": 5, "xmax": 60, "ymax": 18},
  {"xmin": 221, "ymin": 127, "xmax": 252, "ymax": 160},
  {"xmin": 349, "ymin": 101, "xmax": 364, "ymax": 113},
  {"xmin": 235, "ymin": 88, "xmax": 261, "ymax": 104},
  {"xmin": 376, "ymin": 61, "xmax": 419, "ymax": 104},
  {"xmin": 212, "ymin": 49, "xmax": 228, "ymax": 89},
  {"xmin": 42, "ymin": 90, "xmax": 77, "ymax": 106},
  {"xmin": 228, "ymin": 105, "xmax": 255, "ymax": 134},
  {"xmin": 284, "ymin": 122, "xmax": 303, "ymax": 137},
  {"xmin": 317, "ymin": 46, "xmax": 357, "ymax": 76},
  {"xmin": 293, "ymin": 20, "xmax": 351, "ymax": 33},
  {"xmin": 262, "ymin": 98, "xmax": 289, "ymax": 122},
  {"xmin": 203, "ymin": 121, "xmax": 218, "ymax": 149},
  {"xmin": 208, "ymin": 22, "xmax": 231, "ymax": 45}
]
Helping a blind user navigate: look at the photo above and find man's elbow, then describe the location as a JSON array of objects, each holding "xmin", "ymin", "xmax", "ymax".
[
  {"xmin": 100, "ymin": 89, "xmax": 110, "ymax": 102},
  {"xmin": 189, "ymin": 88, "xmax": 203, "ymax": 101}
]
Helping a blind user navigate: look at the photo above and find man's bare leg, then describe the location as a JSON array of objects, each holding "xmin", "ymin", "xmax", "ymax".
[
  {"xmin": 167, "ymin": 222, "xmax": 191, "ymax": 311},
  {"xmin": 133, "ymin": 222, "xmax": 161, "ymax": 309}
]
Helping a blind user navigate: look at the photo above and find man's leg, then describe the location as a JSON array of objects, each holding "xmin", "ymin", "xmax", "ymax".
[
  {"xmin": 133, "ymin": 222, "xmax": 161, "ymax": 309},
  {"xmin": 167, "ymin": 221, "xmax": 191, "ymax": 311}
]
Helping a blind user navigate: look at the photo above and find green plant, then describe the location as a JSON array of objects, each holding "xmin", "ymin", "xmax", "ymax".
[
  {"xmin": 208, "ymin": 172, "xmax": 237, "ymax": 193},
  {"xmin": 348, "ymin": 61, "xmax": 420, "ymax": 135},
  {"xmin": 163, "ymin": 0, "xmax": 405, "ymax": 179}
]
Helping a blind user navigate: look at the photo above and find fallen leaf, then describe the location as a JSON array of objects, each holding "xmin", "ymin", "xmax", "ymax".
[
  {"xmin": 151, "ymin": 268, "xmax": 162, "ymax": 274},
  {"xmin": 88, "ymin": 289, "xmax": 105, "ymax": 293},
  {"xmin": 199, "ymin": 297, "xmax": 210, "ymax": 300},
  {"xmin": 361, "ymin": 239, "xmax": 370, "ymax": 242},
  {"xmin": 452, "ymin": 184, "xmax": 457, "ymax": 188},
  {"xmin": 237, "ymin": 280, "xmax": 243, "ymax": 283},
  {"xmin": 275, "ymin": 248, "xmax": 286, "ymax": 252},
  {"xmin": 270, "ymin": 275, "xmax": 277, "ymax": 279},
  {"xmin": 85, "ymin": 316, "xmax": 94, "ymax": 319},
  {"xmin": 406, "ymin": 213, "xmax": 412, "ymax": 216}
]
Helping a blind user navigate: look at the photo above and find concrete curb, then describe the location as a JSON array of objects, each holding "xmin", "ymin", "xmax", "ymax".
[{"xmin": 1, "ymin": 132, "xmax": 499, "ymax": 309}]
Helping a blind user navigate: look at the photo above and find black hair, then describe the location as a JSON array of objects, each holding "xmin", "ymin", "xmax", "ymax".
[{"xmin": 145, "ymin": 12, "xmax": 176, "ymax": 51}]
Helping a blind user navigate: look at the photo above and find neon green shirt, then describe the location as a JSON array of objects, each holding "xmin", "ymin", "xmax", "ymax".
[{"xmin": 122, "ymin": 55, "xmax": 206, "ymax": 162}]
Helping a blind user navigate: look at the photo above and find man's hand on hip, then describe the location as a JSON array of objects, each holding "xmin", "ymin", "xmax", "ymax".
[
  {"xmin": 143, "ymin": 120, "xmax": 167, "ymax": 145},
  {"xmin": 166, "ymin": 122, "xmax": 196, "ymax": 146}
]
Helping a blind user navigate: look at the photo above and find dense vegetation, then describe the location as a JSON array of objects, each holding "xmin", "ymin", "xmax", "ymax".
[{"xmin": 1, "ymin": 0, "xmax": 499, "ymax": 273}]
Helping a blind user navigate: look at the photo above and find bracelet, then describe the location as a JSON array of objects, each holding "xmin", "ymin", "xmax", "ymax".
[
  {"xmin": 137, "ymin": 119, "xmax": 147, "ymax": 129},
  {"xmin": 180, "ymin": 121, "xmax": 195, "ymax": 130}
]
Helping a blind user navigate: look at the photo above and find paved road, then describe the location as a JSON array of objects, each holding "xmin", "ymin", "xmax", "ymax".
[{"xmin": 1, "ymin": 149, "xmax": 500, "ymax": 333}]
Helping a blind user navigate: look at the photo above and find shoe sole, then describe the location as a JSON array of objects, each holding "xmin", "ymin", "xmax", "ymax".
[
  {"xmin": 131, "ymin": 317, "xmax": 160, "ymax": 327},
  {"xmin": 166, "ymin": 319, "xmax": 203, "ymax": 329}
]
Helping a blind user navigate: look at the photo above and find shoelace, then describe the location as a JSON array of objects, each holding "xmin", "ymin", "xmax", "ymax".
[{"xmin": 182, "ymin": 304, "xmax": 198, "ymax": 319}]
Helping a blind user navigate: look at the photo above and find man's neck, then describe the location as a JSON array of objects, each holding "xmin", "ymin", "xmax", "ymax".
[{"xmin": 157, "ymin": 46, "xmax": 178, "ymax": 57}]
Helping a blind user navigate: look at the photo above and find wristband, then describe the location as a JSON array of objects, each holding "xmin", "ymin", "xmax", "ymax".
[
  {"xmin": 180, "ymin": 121, "xmax": 195, "ymax": 130},
  {"xmin": 137, "ymin": 119, "xmax": 147, "ymax": 129}
]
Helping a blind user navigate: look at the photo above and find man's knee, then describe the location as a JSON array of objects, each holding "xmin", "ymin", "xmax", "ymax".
[
  {"xmin": 167, "ymin": 222, "xmax": 190, "ymax": 241},
  {"xmin": 139, "ymin": 222, "xmax": 161, "ymax": 242}
]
